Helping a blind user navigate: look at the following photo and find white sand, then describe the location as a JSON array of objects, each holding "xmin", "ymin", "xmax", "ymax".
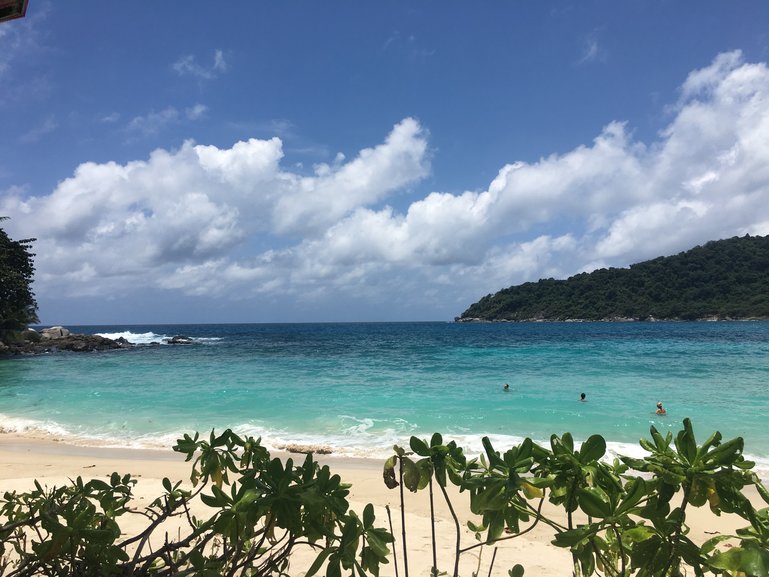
[{"xmin": 0, "ymin": 434, "xmax": 762, "ymax": 576}]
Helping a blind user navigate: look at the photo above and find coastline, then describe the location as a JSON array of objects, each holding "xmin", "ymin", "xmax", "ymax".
[{"xmin": 2, "ymin": 433, "xmax": 765, "ymax": 576}]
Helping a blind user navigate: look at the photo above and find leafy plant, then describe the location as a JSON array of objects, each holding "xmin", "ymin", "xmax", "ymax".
[
  {"xmin": 383, "ymin": 419, "xmax": 769, "ymax": 577},
  {"xmin": 0, "ymin": 218, "xmax": 38, "ymax": 343},
  {"xmin": 2, "ymin": 422, "xmax": 767, "ymax": 577},
  {"xmin": 0, "ymin": 429, "xmax": 393, "ymax": 576}
]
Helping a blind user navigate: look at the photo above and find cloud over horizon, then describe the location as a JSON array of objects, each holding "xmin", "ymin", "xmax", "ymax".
[{"xmin": 3, "ymin": 51, "xmax": 769, "ymax": 322}]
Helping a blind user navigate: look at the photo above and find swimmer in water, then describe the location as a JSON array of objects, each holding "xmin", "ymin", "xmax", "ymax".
[{"xmin": 656, "ymin": 402, "xmax": 666, "ymax": 415}]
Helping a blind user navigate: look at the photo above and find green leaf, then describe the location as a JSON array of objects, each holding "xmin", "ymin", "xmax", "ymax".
[
  {"xmin": 701, "ymin": 534, "xmax": 733, "ymax": 556},
  {"xmin": 365, "ymin": 528, "xmax": 392, "ymax": 557},
  {"xmin": 363, "ymin": 503, "xmax": 374, "ymax": 529},
  {"xmin": 553, "ymin": 526, "xmax": 595, "ymax": 547},
  {"xmin": 482, "ymin": 436, "xmax": 505, "ymax": 468},
  {"xmin": 578, "ymin": 435, "xmax": 606, "ymax": 463},
  {"xmin": 416, "ymin": 459, "xmax": 433, "ymax": 490},
  {"xmin": 617, "ymin": 477, "xmax": 646, "ymax": 515},
  {"xmin": 674, "ymin": 418, "xmax": 698, "ymax": 465},
  {"xmin": 326, "ymin": 555, "xmax": 342, "ymax": 577},
  {"xmin": 200, "ymin": 493, "xmax": 220, "ymax": 508},
  {"xmin": 709, "ymin": 545, "xmax": 769, "ymax": 576},
  {"xmin": 232, "ymin": 489, "xmax": 258, "ymax": 512},
  {"xmin": 508, "ymin": 563, "xmax": 525, "ymax": 577},
  {"xmin": 577, "ymin": 486, "xmax": 612, "ymax": 519},
  {"xmin": 402, "ymin": 458, "xmax": 421, "ymax": 492},
  {"xmin": 410, "ymin": 436, "xmax": 429, "ymax": 457},
  {"xmin": 578, "ymin": 543, "xmax": 596, "ymax": 577},
  {"xmin": 704, "ymin": 437, "xmax": 744, "ymax": 467},
  {"xmin": 697, "ymin": 430, "xmax": 722, "ymax": 458},
  {"xmin": 622, "ymin": 525, "xmax": 656, "ymax": 543},
  {"xmin": 756, "ymin": 479, "xmax": 769, "ymax": 505}
]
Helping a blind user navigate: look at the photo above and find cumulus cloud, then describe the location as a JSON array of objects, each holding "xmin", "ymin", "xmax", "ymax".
[{"xmin": 4, "ymin": 51, "xmax": 769, "ymax": 318}]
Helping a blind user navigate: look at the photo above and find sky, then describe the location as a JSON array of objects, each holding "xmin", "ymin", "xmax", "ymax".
[{"xmin": 2, "ymin": 1, "xmax": 769, "ymax": 324}]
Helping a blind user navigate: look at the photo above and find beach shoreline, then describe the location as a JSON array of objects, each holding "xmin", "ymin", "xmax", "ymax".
[{"xmin": 2, "ymin": 432, "xmax": 766, "ymax": 576}]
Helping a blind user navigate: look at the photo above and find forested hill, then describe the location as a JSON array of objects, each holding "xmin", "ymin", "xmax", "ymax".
[{"xmin": 457, "ymin": 235, "xmax": 769, "ymax": 322}]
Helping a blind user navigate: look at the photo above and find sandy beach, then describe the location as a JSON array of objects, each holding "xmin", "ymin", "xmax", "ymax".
[{"xmin": 1, "ymin": 434, "xmax": 765, "ymax": 576}]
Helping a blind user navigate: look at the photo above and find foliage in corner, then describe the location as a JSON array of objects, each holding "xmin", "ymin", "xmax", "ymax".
[
  {"xmin": 384, "ymin": 419, "xmax": 769, "ymax": 577},
  {"xmin": 0, "ymin": 429, "xmax": 393, "ymax": 577},
  {"xmin": 0, "ymin": 217, "xmax": 38, "ymax": 343}
]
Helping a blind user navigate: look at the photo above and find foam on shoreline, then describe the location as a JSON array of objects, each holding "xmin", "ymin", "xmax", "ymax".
[{"xmin": 3, "ymin": 414, "xmax": 767, "ymax": 482}]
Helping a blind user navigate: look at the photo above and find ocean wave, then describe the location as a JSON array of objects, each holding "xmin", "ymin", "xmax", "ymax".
[
  {"xmin": 95, "ymin": 331, "xmax": 167, "ymax": 345},
  {"xmin": 94, "ymin": 331, "xmax": 223, "ymax": 346}
]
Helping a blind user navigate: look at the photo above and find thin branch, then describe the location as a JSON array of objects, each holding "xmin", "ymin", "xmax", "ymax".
[
  {"xmin": 398, "ymin": 457, "xmax": 410, "ymax": 577},
  {"xmin": 386, "ymin": 505, "xmax": 400, "ymax": 577},
  {"xmin": 429, "ymin": 476, "xmax": 437, "ymax": 575},
  {"xmin": 486, "ymin": 547, "xmax": 497, "ymax": 577},
  {"xmin": 437, "ymin": 482, "xmax": 462, "ymax": 577}
]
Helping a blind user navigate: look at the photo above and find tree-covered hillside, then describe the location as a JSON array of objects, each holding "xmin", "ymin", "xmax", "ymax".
[{"xmin": 457, "ymin": 235, "xmax": 769, "ymax": 322}]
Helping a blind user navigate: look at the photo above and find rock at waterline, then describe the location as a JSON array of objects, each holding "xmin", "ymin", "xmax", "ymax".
[
  {"xmin": 1, "ymin": 327, "xmax": 131, "ymax": 355},
  {"xmin": 164, "ymin": 335, "xmax": 194, "ymax": 345}
]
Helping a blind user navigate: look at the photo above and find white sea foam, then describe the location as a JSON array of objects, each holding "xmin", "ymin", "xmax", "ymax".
[
  {"xmin": 3, "ymin": 414, "xmax": 768, "ymax": 483},
  {"xmin": 95, "ymin": 331, "xmax": 167, "ymax": 345},
  {"xmin": 0, "ymin": 414, "xmax": 70, "ymax": 437},
  {"xmin": 94, "ymin": 331, "xmax": 223, "ymax": 345}
]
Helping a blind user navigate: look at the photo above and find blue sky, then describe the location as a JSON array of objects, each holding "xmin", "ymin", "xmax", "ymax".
[{"xmin": 2, "ymin": 1, "xmax": 769, "ymax": 324}]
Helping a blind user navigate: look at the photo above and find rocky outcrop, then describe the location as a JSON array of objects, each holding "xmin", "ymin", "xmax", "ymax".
[
  {"xmin": 164, "ymin": 335, "xmax": 194, "ymax": 345},
  {"xmin": 40, "ymin": 326, "xmax": 71, "ymax": 339},
  {"xmin": 1, "ymin": 327, "xmax": 131, "ymax": 356}
]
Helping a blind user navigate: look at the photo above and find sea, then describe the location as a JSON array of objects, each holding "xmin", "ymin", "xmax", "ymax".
[{"xmin": 1, "ymin": 322, "xmax": 768, "ymax": 478}]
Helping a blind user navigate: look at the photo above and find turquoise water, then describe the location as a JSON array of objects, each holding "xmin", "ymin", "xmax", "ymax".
[{"xmin": 1, "ymin": 322, "xmax": 768, "ymax": 474}]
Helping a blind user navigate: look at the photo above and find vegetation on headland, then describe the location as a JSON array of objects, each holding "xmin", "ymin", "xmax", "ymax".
[
  {"xmin": 0, "ymin": 218, "xmax": 38, "ymax": 345},
  {"xmin": 2, "ymin": 421, "xmax": 768, "ymax": 576},
  {"xmin": 457, "ymin": 235, "xmax": 769, "ymax": 322}
]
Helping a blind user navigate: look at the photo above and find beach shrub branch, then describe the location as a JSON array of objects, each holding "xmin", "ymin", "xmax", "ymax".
[
  {"xmin": 383, "ymin": 419, "xmax": 769, "ymax": 577},
  {"xmin": 1, "ymin": 421, "xmax": 768, "ymax": 576},
  {"xmin": 0, "ymin": 429, "xmax": 393, "ymax": 577}
]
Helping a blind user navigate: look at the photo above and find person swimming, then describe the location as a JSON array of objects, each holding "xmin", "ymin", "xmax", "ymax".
[
  {"xmin": 580, "ymin": 392, "xmax": 587, "ymax": 402},
  {"xmin": 656, "ymin": 402, "xmax": 666, "ymax": 415},
  {"xmin": 503, "ymin": 383, "xmax": 510, "ymax": 391}
]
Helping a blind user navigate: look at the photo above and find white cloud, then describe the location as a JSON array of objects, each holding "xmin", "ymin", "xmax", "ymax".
[
  {"xmin": 173, "ymin": 49, "xmax": 228, "ymax": 80},
  {"xmin": 186, "ymin": 104, "xmax": 208, "ymax": 120},
  {"xmin": 126, "ymin": 104, "xmax": 207, "ymax": 136},
  {"xmin": 576, "ymin": 30, "xmax": 606, "ymax": 65},
  {"xmin": 127, "ymin": 107, "xmax": 180, "ymax": 135},
  {"xmin": 4, "ymin": 52, "xmax": 769, "ymax": 318}
]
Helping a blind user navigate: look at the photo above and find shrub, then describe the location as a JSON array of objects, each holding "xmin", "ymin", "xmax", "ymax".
[{"xmin": 0, "ymin": 430, "xmax": 392, "ymax": 577}]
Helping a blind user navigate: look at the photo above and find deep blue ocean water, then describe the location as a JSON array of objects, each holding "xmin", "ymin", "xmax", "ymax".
[{"xmin": 1, "ymin": 322, "xmax": 768, "ymax": 474}]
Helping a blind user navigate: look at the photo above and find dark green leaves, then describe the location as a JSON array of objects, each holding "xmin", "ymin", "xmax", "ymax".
[
  {"xmin": 1, "ymin": 429, "xmax": 393, "ymax": 577},
  {"xmin": 0, "ymin": 219, "xmax": 39, "ymax": 339}
]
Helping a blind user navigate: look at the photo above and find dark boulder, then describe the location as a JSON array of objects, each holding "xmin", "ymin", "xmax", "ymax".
[{"xmin": 165, "ymin": 335, "xmax": 194, "ymax": 345}]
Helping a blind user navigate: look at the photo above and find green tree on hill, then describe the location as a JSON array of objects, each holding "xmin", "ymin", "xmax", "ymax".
[
  {"xmin": 458, "ymin": 235, "xmax": 769, "ymax": 321},
  {"xmin": 0, "ymin": 217, "xmax": 38, "ymax": 342}
]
